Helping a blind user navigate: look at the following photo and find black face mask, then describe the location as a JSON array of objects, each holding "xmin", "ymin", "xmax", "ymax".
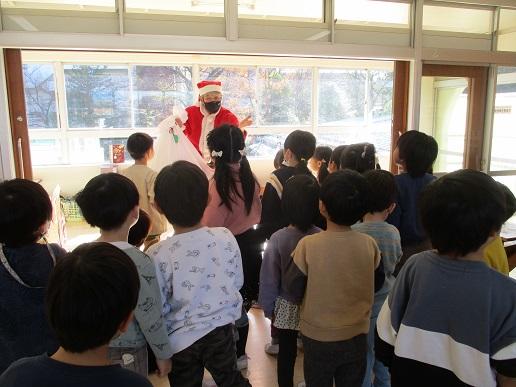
[{"xmin": 204, "ymin": 100, "xmax": 221, "ymax": 114}]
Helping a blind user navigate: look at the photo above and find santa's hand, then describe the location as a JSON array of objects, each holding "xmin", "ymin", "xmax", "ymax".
[
  {"xmin": 239, "ymin": 115, "xmax": 253, "ymax": 129},
  {"xmin": 175, "ymin": 117, "xmax": 184, "ymax": 127}
]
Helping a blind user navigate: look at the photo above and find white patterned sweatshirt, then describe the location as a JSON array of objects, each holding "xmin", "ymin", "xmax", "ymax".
[{"xmin": 147, "ymin": 227, "xmax": 244, "ymax": 355}]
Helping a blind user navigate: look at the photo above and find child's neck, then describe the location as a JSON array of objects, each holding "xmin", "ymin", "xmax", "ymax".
[
  {"xmin": 363, "ymin": 210, "xmax": 389, "ymax": 223},
  {"xmin": 325, "ymin": 219, "xmax": 351, "ymax": 232},
  {"xmin": 173, "ymin": 222, "xmax": 203, "ymax": 235},
  {"xmin": 51, "ymin": 345, "xmax": 111, "ymax": 367},
  {"xmin": 97, "ymin": 227, "xmax": 130, "ymax": 243},
  {"xmin": 134, "ymin": 158, "xmax": 147, "ymax": 166}
]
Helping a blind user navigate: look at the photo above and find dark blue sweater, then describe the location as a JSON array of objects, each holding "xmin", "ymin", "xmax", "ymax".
[
  {"xmin": 0, "ymin": 243, "xmax": 66, "ymax": 373},
  {"xmin": 387, "ymin": 173, "xmax": 435, "ymax": 245}
]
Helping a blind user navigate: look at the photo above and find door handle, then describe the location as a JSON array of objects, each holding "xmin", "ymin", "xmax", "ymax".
[{"xmin": 17, "ymin": 137, "xmax": 24, "ymax": 179}]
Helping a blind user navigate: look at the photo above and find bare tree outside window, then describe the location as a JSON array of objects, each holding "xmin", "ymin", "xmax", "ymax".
[
  {"xmin": 22, "ymin": 63, "xmax": 58, "ymax": 129},
  {"xmin": 133, "ymin": 65, "xmax": 193, "ymax": 127}
]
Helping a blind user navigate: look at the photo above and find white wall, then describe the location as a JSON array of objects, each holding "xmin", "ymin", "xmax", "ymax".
[{"xmin": 34, "ymin": 158, "xmax": 274, "ymax": 197}]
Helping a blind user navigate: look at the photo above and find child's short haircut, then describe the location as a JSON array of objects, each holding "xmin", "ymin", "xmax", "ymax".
[
  {"xmin": 397, "ymin": 131, "xmax": 438, "ymax": 177},
  {"xmin": 128, "ymin": 209, "xmax": 151, "ymax": 247},
  {"xmin": 340, "ymin": 142, "xmax": 377, "ymax": 173},
  {"xmin": 154, "ymin": 161, "xmax": 208, "ymax": 227},
  {"xmin": 363, "ymin": 170, "xmax": 397, "ymax": 213},
  {"xmin": 282, "ymin": 175, "xmax": 320, "ymax": 232},
  {"xmin": 420, "ymin": 169, "xmax": 506, "ymax": 256},
  {"xmin": 274, "ymin": 149, "xmax": 284, "ymax": 170},
  {"xmin": 320, "ymin": 170, "xmax": 369, "ymax": 226},
  {"xmin": 498, "ymin": 182, "xmax": 516, "ymax": 222},
  {"xmin": 127, "ymin": 132, "xmax": 154, "ymax": 160},
  {"xmin": 76, "ymin": 173, "xmax": 139, "ymax": 231},
  {"xmin": 0, "ymin": 179, "xmax": 52, "ymax": 247},
  {"xmin": 45, "ymin": 242, "xmax": 139, "ymax": 353}
]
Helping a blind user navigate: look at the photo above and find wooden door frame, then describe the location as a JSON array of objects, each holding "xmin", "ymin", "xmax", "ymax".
[
  {"xmin": 421, "ymin": 64, "xmax": 488, "ymax": 171},
  {"xmin": 391, "ymin": 61, "xmax": 410, "ymax": 173},
  {"xmin": 4, "ymin": 48, "xmax": 32, "ymax": 179}
]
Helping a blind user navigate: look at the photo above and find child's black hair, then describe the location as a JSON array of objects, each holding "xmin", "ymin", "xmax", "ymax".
[
  {"xmin": 207, "ymin": 125, "xmax": 259, "ymax": 215},
  {"xmin": 397, "ymin": 131, "xmax": 438, "ymax": 178},
  {"xmin": 497, "ymin": 182, "xmax": 516, "ymax": 223},
  {"xmin": 45, "ymin": 242, "xmax": 139, "ymax": 353},
  {"xmin": 329, "ymin": 145, "xmax": 348, "ymax": 170},
  {"xmin": 274, "ymin": 149, "xmax": 284, "ymax": 170},
  {"xmin": 126, "ymin": 132, "xmax": 154, "ymax": 160},
  {"xmin": 363, "ymin": 169, "xmax": 397, "ymax": 213},
  {"xmin": 420, "ymin": 169, "xmax": 506, "ymax": 256},
  {"xmin": 128, "ymin": 209, "xmax": 151, "ymax": 248},
  {"xmin": 320, "ymin": 170, "xmax": 369, "ymax": 226},
  {"xmin": 154, "ymin": 161, "xmax": 208, "ymax": 227},
  {"xmin": 340, "ymin": 142, "xmax": 377, "ymax": 174},
  {"xmin": 76, "ymin": 173, "xmax": 139, "ymax": 231},
  {"xmin": 313, "ymin": 146, "xmax": 332, "ymax": 184},
  {"xmin": 282, "ymin": 175, "xmax": 320, "ymax": 232},
  {"xmin": 0, "ymin": 179, "xmax": 52, "ymax": 247},
  {"xmin": 283, "ymin": 130, "xmax": 316, "ymax": 176}
]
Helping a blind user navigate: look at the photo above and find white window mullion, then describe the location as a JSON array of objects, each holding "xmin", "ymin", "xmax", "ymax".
[{"xmin": 54, "ymin": 61, "xmax": 70, "ymax": 164}]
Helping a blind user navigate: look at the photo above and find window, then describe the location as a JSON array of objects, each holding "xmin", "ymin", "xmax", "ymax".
[
  {"xmin": 238, "ymin": 0, "xmax": 323, "ymax": 22},
  {"xmin": 22, "ymin": 53, "xmax": 394, "ymax": 166},
  {"xmin": 0, "ymin": 0, "xmax": 115, "ymax": 11},
  {"xmin": 318, "ymin": 68, "xmax": 393, "ymax": 169},
  {"xmin": 335, "ymin": 0, "xmax": 410, "ymax": 27},
  {"xmin": 64, "ymin": 65, "xmax": 130, "ymax": 128},
  {"xmin": 423, "ymin": 5, "xmax": 493, "ymax": 34},
  {"xmin": 133, "ymin": 66, "xmax": 193, "ymax": 128},
  {"xmin": 490, "ymin": 67, "xmax": 516, "ymax": 171},
  {"xmin": 125, "ymin": 0, "xmax": 223, "ymax": 16},
  {"xmin": 23, "ymin": 63, "xmax": 58, "ymax": 129},
  {"xmin": 498, "ymin": 9, "xmax": 516, "ymax": 52},
  {"xmin": 257, "ymin": 67, "xmax": 312, "ymax": 126}
]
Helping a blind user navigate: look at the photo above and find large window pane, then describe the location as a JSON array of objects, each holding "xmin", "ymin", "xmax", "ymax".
[
  {"xmin": 199, "ymin": 66, "xmax": 256, "ymax": 124},
  {"xmin": 335, "ymin": 0, "xmax": 410, "ymax": 27},
  {"xmin": 490, "ymin": 67, "xmax": 516, "ymax": 171},
  {"xmin": 238, "ymin": 0, "xmax": 322, "ymax": 22},
  {"xmin": 246, "ymin": 134, "xmax": 285, "ymax": 159},
  {"xmin": 30, "ymin": 139, "xmax": 64, "ymax": 165},
  {"xmin": 125, "ymin": 0, "xmax": 223, "ymax": 16},
  {"xmin": 64, "ymin": 65, "xmax": 130, "ymax": 128},
  {"xmin": 1, "ymin": 0, "xmax": 114, "ymax": 11},
  {"xmin": 318, "ymin": 68, "xmax": 393, "ymax": 169},
  {"xmin": 22, "ymin": 63, "xmax": 58, "ymax": 129},
  {"xmin": 133, "ymin": 66, "xmax": 193, "ymax": 127},
  {"xmin": 423, "ymin": 5, "xmax": 493, "ymax": 34},
  {"xmin": 498, "ymin": 9, "xmax": 516, "ymax": 52},
  {"xmin": 258, "ymin": 67, "xmax": 311, "ymax": 126}
]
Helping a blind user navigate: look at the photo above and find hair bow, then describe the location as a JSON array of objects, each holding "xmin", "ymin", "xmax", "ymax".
[{"xmin": 211, "ymin": 150, "xmax": 223, "ymax": 158}]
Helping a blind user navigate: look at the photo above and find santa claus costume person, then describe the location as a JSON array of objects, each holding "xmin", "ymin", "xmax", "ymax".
[{"xmin": 176, "ymin": 80, "xmax": 252, "ymax": 159}]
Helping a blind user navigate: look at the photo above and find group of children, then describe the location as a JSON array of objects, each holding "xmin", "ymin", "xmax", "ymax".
[{"xmin": 0, "ymin": 126, "xmax": 515, "ymax": 387}]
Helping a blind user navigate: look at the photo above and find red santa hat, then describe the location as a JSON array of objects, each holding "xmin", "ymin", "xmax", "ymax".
[{"xmin": 197, "ymin": 80, "xmax": 222, "ymax": 96}]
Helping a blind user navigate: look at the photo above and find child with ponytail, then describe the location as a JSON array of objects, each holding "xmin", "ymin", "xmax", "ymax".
[
  {"xmin": 260, "ymin": 130, "xmax": 317, "ymax": 240},
  {"xmin": 309, "ymin": 146, "xmax": 332, "ymax": 184},
  {"xmin": 202, "ymin": 124, "xmax": 262, "ymax": 369},
  {"xmin": 340, "ymin": 142, "xmax": 379, "ymax": 174}
]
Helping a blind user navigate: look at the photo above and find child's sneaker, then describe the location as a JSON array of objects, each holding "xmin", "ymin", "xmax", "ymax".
[
  {"xmin": 236, "ymin": 354, "xmax": 249, "ymax": 370},
  {"xmin": 264, "ymin": 342, "xmax": 279, "ymax": 355}
]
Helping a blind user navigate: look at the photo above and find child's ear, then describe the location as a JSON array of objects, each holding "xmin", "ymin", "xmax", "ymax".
[
  {"xmin": 319, "ymin": 200, "xmax": 328, "ymax": 219},
  {"xmin": 387, "ymin": 202, "xmax": 396, "ymax": 214},
  {"xmin": 118, "ymin": 311, "xmax": 134, "ymax": 334}
]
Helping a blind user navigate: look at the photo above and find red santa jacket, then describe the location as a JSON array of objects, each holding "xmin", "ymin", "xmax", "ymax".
[{"xmin": 183, "ymin": 105, "xmax": 240, "ymax": 154}]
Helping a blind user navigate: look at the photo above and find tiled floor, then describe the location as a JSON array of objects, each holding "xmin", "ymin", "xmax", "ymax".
[{"xmin": 149, "ymin": 308, "xmax": 305, "ymax": 387}]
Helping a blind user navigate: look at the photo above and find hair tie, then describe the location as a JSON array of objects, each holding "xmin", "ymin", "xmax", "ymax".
[
  {"xmin": 238, "ymin": 148, "xmax": 245, "ymax": 156},
  {"xmin": 211, "ymin": 150, "xmax": 223, "ymax": 158},
  {"xmin": 361, "ymin": 145, "xmax": 368, "ymax": 159},
  {"xmin": 300, "ymin": 158, "xmax": 307, "ymax": 163}
]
